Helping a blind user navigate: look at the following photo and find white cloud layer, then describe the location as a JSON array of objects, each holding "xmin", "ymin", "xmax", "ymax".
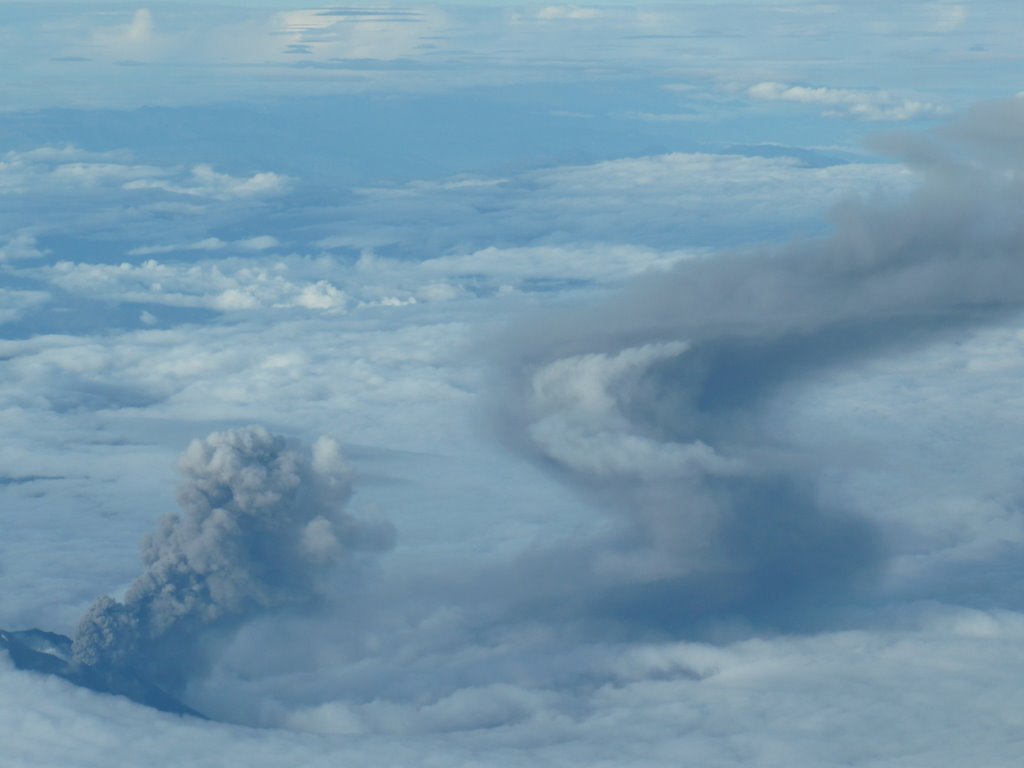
[
  {"xmin": 5, "ymin": 604, "xmax": 1024, "ymax": 766},
  {"xmin": 3, "ymin": 3, "xmax": 1024, "ymax": 765},
  {"xmin": 2, "ymin": 117, "xmax": 1018, "ymax": 762}
]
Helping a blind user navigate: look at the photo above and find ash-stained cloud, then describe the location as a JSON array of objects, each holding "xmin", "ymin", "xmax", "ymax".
[
  {"xmin": 72, "ymin": 427, "xmax": 394, "ymax": 688},
  {"xmin": 494, "ymin": 96, "xmax": 1024, "ymax": 630}
]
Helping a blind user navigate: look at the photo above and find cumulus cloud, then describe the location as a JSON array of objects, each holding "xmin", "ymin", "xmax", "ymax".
[
  {"xmin": 72, "ymin": 427, "xmax": 394, "ymax": 689},
  {"xmin": 749, "ymin": 81, "xmax": 947, "ymax": 121}
]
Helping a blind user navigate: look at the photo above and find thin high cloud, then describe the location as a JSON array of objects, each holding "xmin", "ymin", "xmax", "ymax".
[
  {"xmin": 0, "ymin": 147, "xmax": 289, "ymax": 215},
  {"xmin": 127, "ymin": 235, "xmax": 279, "ymax": 256},
  {"xmin": 749, "ymin": 82, "xmax": 947, "ymax": 121},
  {"xmin": 4, "ymin": 2, "xmax": 1013, "ymax": 111},
  {"xmin": 123, "ymin": 165, "xmax": 291, "ymax": 200}
]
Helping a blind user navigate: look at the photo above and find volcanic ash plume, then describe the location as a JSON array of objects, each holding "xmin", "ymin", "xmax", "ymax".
[
  {"xmin": 493, "ymin": 98, "xmax": 1024, "ymax": 625},
  {"xmin": 72, "ymin": 426, "xmax": 394, "ymax": 678}
]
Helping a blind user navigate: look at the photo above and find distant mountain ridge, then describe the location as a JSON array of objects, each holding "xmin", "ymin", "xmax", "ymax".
[{"xmin": 0, "ymin": 628, "xmax": 205, "ymax": 719}]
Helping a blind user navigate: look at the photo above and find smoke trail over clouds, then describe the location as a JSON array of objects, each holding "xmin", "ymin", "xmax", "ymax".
[
  {"xmin": 72, "ymin": 427, "xmax": 394, "ymax": 688},
  {"xmin": 495, "ymin": 97, "xmax": 1024, "ymax": 631},
  {"xmin": 148, "ymin": 99, "xmax": 1024, "ymax": 740}
]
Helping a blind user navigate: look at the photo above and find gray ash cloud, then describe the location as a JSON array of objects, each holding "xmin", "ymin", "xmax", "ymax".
[
  {"xmin": 72, "ymin": 426, "xmax": 394, "ymax": 688},
  {"xmin": 492, "ymin": 97, "xmax": 1024, "ymax": 632}
]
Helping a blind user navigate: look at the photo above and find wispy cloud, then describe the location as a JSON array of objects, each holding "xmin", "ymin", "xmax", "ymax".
[
  {"xmin": 749, "ymin": 81, "xmax": 947, "ymax": 121},
  {"xmin": 123, "ymin": 165, "xmax": 291, "ymax": 200},
  {"xmin": 127, "ymin": 236, "xmax": 279, "ymax": 257},
  {"xmin": 535, "ymin": 6, "xmax": 605, "ymax": 21},
  {"xmin": 0, "ymin": 288, "xmax": 50, "ymax": 324}
]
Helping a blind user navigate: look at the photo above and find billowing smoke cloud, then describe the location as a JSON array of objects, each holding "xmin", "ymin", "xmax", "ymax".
[
  {"xmin": 494, "ymin": 97, "xmax": 1024, "ymax": 631},
  {"xmin": 72, "ymin": 426, "xmax": 394, "ymax": 687}
]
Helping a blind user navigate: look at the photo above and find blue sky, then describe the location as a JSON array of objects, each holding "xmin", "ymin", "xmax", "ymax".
[{"xmin": 3, "ymin": 2, "xmax": 1024, "ymax": 766}]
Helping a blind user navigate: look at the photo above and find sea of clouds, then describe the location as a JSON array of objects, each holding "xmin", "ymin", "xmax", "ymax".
[{"xmin": 4, "ymin": 2, "xmax": 1024, "ymax": 766}]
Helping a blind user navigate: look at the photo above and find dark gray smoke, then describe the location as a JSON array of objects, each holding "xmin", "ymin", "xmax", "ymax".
[
  {"xmin": 494, "ymin": 97, "xmax": 1024, "ymax": 631},
  {"xmin": 72, "ymin": 426, "xmax": 394, "ymax": 684}
]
